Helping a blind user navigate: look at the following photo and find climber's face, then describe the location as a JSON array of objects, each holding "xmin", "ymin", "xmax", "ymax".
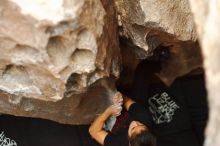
[{"xmin": 128, "ymin": 121, "xmax": 148, "ymax": 138}]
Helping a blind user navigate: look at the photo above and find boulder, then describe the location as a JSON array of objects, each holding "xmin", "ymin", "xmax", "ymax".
[{"xmin": 0, "ymin": 0, "xmax": 120, "ymax": 124}]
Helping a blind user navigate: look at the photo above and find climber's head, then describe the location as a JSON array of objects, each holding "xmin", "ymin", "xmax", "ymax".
[{"xmin": 128, "ymin": 121, "xmax": 156, "ymax": 146}]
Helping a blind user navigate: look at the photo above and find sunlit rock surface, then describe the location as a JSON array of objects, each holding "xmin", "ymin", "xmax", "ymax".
[{"xmin": 0, "ymin": 0, "xmax": 120, "ymax": 124}]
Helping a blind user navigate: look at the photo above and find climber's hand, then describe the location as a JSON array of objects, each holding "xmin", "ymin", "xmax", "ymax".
[
  {"xmin": 105, "ymin": 104, "xmax": 122, "ymax": 117},
  {"xmin": 112, "ymin": 92, "xmax": 123, "ymax": 106}
]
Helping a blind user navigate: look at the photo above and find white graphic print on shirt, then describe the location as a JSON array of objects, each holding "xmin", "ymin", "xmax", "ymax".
[
  {"xmin": 0, "ymin": 131, "xmax": 17, "ymax": 146},
  {"xmin": 148, "ymin": 92, "xmax": 179, "ymax": 124}
]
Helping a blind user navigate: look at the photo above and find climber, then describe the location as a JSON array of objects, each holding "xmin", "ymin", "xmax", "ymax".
[
  {"xmin": 125, "ymin": 55, "xmax": 208, "ymax": 146},
  {"xmin": 89, "ymin": 92, "xmax": 156, "ymax": 146},
  {"xmin": 89, "ymin": 46, "xmax": 208, "ymax": 146}
]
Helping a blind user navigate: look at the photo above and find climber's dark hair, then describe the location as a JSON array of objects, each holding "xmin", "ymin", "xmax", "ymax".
[{"xmin": 128, "ymin": 130, "xmax": 157, "ymax": 146}]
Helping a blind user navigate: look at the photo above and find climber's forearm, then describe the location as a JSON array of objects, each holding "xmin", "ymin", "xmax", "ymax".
[{"xmin": 89, "ymin": 109, "xmax": 111, "ymax": 145}]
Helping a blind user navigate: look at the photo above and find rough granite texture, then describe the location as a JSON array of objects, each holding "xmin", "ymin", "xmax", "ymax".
[{"xmin": 0, "ymin": 0, "xmax": 120, "ymax": 124}]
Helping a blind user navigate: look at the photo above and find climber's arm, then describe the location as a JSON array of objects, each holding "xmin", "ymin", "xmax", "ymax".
[{"xmin": 89, "ymin": 105, "xmax": 122, "ymax": 145}]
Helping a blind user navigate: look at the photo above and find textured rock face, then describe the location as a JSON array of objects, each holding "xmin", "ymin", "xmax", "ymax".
[
  {"xmin": 115, "ymin": 0, "xmax": 196, "ymax": 51},
  {"xmin": 189, "ymin": 0, "xmax": 220, "ymax": 146},
  {"xmin": 115, "ymin": 0, "xmax": 202, "ymax": 85},
  {"xmin": 0, "ymin": 0, "xmax": 120, "ymax": 124}
]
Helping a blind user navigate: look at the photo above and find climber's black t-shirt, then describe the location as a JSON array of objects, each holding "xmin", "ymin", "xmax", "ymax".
[{"xmin": 143, "ymin": 80, "xmax": 200, "ymax": 146}]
